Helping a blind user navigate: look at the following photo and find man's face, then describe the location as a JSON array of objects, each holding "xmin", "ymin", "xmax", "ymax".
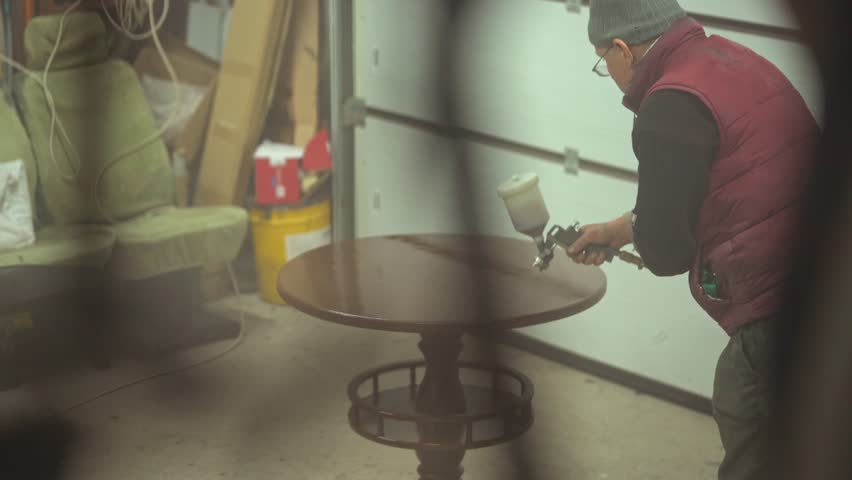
[{"xmin": 595, "ymin": 40, "xmax": 636, "ymax": 93}]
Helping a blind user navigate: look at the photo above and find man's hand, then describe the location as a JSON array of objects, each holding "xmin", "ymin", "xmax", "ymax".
[{"xmin": 565, "ymin": 214, "xmax": 633, "ymax": 266}]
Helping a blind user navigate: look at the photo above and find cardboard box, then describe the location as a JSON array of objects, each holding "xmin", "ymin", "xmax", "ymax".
[
  {"xmin": 264, "ymin": 119, "xmax": 316, "ymax": 148},
  {"xmin": 193, "ymin": 0, "xmax": 293, "ymax": 207},
  {"xmin": 263, "ymin": 119, "xmax": 292, "ymax": 144},
  {"xmin": 272, "ymin": 0, "xmax": 319, "ymax": 140},
  {"xmin": 133, "ymin": 39, "xmax": 218, "ymax": 164}
]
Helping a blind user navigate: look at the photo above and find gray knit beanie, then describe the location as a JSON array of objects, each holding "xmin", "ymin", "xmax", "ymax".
[{"xmin": 588, "ymin": 0, "xmax": 687, "ymax": 48}]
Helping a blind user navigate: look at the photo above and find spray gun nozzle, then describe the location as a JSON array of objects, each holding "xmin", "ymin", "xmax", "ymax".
[{"xmin": 532, "ymin": 235, "xmax": 555, "ymax": 271}]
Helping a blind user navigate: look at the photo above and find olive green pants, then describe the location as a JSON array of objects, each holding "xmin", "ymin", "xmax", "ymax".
[{"xmin": 712, "ymin": 318, "xmax": 775, "ymax": 480}]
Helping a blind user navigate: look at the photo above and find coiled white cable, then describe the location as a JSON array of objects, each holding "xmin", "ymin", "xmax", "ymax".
[
  {"xmin": 43, "ymin": 0, "xmax": 83, "ymax": 180},
  {"xmin": 101, "ymin": 0, "xmax": 167, "ymax": 41}
]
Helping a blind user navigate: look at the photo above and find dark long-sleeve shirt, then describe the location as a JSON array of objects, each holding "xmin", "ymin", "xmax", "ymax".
[{"xmin": 631, "ymin": 89, "xmax": 720, "ymax": 276}]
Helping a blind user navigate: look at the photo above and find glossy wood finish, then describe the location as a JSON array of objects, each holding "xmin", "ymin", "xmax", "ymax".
[{"xmin": 277, "ymin": 234, "xmax": 607, "ymax": 334}]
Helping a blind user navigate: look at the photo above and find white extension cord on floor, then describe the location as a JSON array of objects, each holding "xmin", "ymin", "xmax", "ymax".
[{"xmin": 61, "ymin": 262, "xmax": 247, "ymax": 413}]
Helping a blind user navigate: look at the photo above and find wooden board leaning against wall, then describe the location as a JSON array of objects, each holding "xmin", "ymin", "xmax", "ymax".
[{"xmin": 195, "ymin": 0, "xmax": 321, "ymax": 300}]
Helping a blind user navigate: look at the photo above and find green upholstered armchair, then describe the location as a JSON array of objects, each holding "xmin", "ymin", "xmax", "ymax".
[
  {"xmin": 0, "ymin": 13, "xmax": 248, "ymax": 379},
  {"xmin": 15, "ymin": 13, "xmax": 248, "ymax": 283}
]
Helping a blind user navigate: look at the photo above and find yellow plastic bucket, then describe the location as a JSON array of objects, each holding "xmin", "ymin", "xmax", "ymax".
[{"xmin": 250, "ymin": 199, "xmax": 331, "ymax": 304}]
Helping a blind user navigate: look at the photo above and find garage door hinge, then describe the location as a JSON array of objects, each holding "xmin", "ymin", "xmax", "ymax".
[
  {"xmin": 564, "ymin": 147, "xmax": 581, "ymax": 175},
  {"xmin": 565, "ymin": 0, "xmax": 582, "ymax": 13},
  {"xmin": 343, "ymin": 96, "xmax": 367, "ymax": 127}
]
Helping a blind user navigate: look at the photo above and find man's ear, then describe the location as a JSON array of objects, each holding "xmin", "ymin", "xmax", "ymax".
[{"xmin": 613, "ymin": 39, "xmax": 634, "ymax": 63}]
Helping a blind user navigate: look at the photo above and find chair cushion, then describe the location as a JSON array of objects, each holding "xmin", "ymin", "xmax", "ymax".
[
  {"xmin": 16, "ymin": 58, "xmax": 175, "ymax": 225},
  {"xmin": 108, "ymin": 207, "xmax": 248, "ymax": 281},
  {"xmin": 0, "ymin": 225, "xmax": 115, "ymax": 268},
  {"xmin": 0, "ymin": 94, "xmax": 38, "ymax": 217},
  {"xmin": 25, "ymin": 12, "xmax": 110, "ymax": 71}
]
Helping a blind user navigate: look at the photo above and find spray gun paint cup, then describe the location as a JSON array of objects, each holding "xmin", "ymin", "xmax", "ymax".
[
  {"xmin": 497, "ymin": 173, "xmax": 550, "ymax": 237},
  {"xmin": 498, "ymin": 173, "xmax": 554, "ymax": 269}
]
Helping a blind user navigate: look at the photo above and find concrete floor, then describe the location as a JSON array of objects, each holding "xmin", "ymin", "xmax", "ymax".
[{"xmin": 7, "ymin": 294, "xmax": 722, "ymax": 479}]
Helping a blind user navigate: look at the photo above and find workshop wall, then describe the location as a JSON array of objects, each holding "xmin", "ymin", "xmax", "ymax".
[{"xmin": 353, "ymin": 0, "xmax": 821, "ymax": 399}]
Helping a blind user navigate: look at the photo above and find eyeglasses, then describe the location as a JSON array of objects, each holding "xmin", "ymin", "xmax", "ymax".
[{"xmin": 592, "ymin": 46, "xmax": 612, "ymax": 77}]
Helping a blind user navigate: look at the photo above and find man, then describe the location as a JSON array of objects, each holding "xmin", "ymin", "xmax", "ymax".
[{"xmin": 566, "ymin": 1, "xmax": 821, "ymax": 479}]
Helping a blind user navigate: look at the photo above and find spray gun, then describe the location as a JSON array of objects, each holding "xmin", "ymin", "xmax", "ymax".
[{"xmin": 497, "ymin": 173, "xmax": 644, "ymax": 272}]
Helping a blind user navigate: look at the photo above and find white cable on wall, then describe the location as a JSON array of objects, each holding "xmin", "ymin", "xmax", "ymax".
[
  {"xmin": 43, "ymin": 0, "xmax": 83, "ymax": 180},
  {"xmin": 102, "ymin": 0, "xmax": 168, "ymax": 40},
  {"xmin": 94, "ymin": 0, "xmax": 181, "ymax": 224}
]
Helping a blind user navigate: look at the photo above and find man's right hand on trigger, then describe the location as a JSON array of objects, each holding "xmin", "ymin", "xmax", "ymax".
[{"xmin": 565, "ymin": 216, "xmax": 632, "ymax": 266}]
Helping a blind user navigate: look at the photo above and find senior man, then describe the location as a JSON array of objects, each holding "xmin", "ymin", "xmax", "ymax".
[{"xmin": 566, "ymin": 1, "xmax": 821, "ymax": 479}]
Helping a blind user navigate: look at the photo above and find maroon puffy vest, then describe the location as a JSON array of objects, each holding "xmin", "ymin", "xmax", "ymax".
[{"xmin": 623, "ymin": 17, "xmax": 820, "ymax": 335}]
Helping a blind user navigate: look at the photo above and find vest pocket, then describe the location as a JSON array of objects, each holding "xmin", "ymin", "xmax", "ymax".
[
  {"xmin": 700, "ymin": 266, "xmax": 722, "ymax": 299},
  {"xmin": 690, "ymin": 248, "xmax": 732, "ymax": 321},
  {"xmin": 690, "ymin": 262, "xmax": 730, "ymax": 316},
  {"xmin": 699, "ymin": 240, "xmax": 739, "ymax": 300}
]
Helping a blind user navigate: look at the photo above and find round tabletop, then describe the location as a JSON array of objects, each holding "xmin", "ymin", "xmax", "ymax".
[{"xmin": 277, "ymin": 234, "xmax": 607, "ymax": 334}]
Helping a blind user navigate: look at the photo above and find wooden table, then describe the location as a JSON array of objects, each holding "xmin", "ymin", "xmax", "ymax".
[{"xmin": 278, "ymin": 234, "xmax": 606, "ymax": 479}]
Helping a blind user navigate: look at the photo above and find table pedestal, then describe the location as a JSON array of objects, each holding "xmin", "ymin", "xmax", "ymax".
[
  {"xmin": 348, "ymin": 334, "xmax": 534, "ymax": 480},
  {"xmin": 415, "ymin": 334, "xmax": 466, "ymax": 480}
]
